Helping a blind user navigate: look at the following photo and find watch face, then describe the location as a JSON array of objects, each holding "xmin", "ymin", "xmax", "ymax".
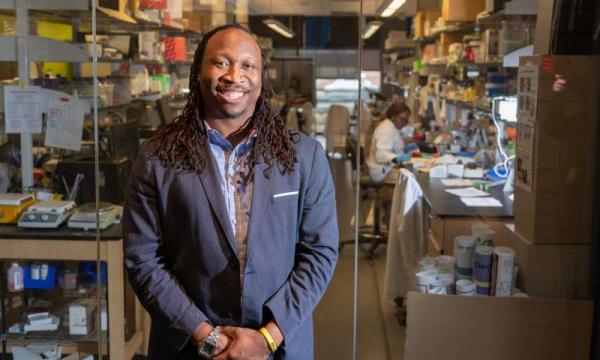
[{"xmin": 199, "ymin": 342, "xmax": 216, "ymax": 357}]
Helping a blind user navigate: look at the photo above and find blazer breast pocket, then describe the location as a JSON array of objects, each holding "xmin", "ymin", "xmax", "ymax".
[{"xmin": 272, "ymin": 191, "xmax": 299, "ymax": 207}]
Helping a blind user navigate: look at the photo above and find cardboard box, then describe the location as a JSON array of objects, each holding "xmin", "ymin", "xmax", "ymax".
[
  {"xmin": 438, "ymin": 32, "xmax": 464, "ymax": 56},
  {"xmin": 69, "ymin": 299, "xmax": 96, "ymax": 335},
  {"xmin": 79, "ymin": 62, "xmax": 112, "ymax": 78},
  {"xmin": 406, "ymin": 292, "xmax": 593, "ymax": 360},
  {"xmin": 413, "ymin": 11, "xmax": 440, "ymax": 39},
  {"xmin": 442, "ymin": 0, "xmax": 486, "ymax": 23},
  {"xmin": 502, "ymin": 224, "xmax": 590, "ymax": 299},
  {"xmin": 514, "ymin": 56, "xmax": 600, "ymax": 244},
  {"xmin": 182, "ymin": 10, "xmax": 212, "ymax": 33}
]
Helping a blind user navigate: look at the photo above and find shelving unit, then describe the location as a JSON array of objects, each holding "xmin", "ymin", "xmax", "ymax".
[{"xmin": 0, "ymin": 227, "xmax": 145, "ymax": 359}]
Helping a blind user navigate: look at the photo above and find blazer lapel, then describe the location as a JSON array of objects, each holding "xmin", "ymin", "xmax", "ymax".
[
  {"xmin": 245, "ymin": 162, "xmax": 273, "ymax": 265},
  {"xmin": 198, "ymin": 151, "xmax": 237, "ymax": 256}
]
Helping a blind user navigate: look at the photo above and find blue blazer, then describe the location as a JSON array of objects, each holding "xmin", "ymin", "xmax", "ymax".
[{"xmin": 123, "ymin": 133, "xmax": 339, "ymax": 359}]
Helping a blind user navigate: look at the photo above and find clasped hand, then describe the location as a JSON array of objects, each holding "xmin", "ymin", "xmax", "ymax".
[{"xmin": 214, "ymin": 326, "xmax": 270, "ymax": 360}]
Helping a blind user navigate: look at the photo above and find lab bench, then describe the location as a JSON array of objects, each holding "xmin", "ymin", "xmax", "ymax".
[
  {"xmin": 414, "ymin": 172, "xmax": 514, "ymax": 256},
  {"xmin": 0, "ymin": 224, "xmax": 147, "ymax": 359}
]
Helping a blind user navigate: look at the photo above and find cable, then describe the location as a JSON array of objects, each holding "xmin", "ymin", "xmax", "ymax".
[{"xmin": 490, "ymin": 96, "xmax": 512, "ymax": 177}]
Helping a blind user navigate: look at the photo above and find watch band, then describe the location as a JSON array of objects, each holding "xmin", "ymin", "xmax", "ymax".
[
  {"xmin": 259, "ymin": 327, "xmax": 278, "ymax": 353},
  {"xmin": 197, "ymin": 326, "xmax": 221, "ymax": 359}
]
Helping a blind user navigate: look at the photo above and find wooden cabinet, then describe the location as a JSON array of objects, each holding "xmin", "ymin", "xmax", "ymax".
[
  {"xmin": 1, "ymin": 236, "xmax": 146, "ymax": 359},
  {"xmin": 425, "ymin": 205, "xmax": 511, "ymax": 255}
]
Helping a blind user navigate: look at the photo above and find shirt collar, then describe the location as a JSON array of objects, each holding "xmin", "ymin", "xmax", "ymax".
[{"xmin": 204, "ymin": 120, "xmax": 257, "ymax": 157}]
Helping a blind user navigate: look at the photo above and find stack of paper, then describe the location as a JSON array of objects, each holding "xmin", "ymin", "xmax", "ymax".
[
  {"xmin": 441, "ymin": 179, "xmax": 475, "ymax": 187},
  {"xmin": 461, "ymin": 198, "xmax": 503, "ymax": 207},
  {"xmin": 445, "ymin": 187, "xmax": 490, "ymax": 197}
]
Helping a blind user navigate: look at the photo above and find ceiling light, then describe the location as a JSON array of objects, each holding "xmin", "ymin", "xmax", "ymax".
[
  {"xmin": 363, "ymin": 20, "xmax": 383, "ymax": 39},
  {"xmin": 263, "ymin": 19, "xmax": 295, "ymax": 39},
  {"xmin": 377, "ymin": 0, "xmax": 407, "ymax": 18}
]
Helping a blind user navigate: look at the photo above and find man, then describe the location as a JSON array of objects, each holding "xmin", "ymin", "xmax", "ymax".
[
  {"xmin": 123, "ymin": 24, "xmax": 338, "ymax": 360},
  {"xmin": 366, "ymin": 101, "xmax": 416, "ymax": 183}
]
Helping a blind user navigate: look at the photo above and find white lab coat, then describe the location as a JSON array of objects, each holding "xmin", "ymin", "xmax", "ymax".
[
  {"xmin": 383, "ymin": 169, "xmax": 426, "ymax": 300},
  {"xmin": 366, "ymin": 118, "xmax": 404, "ymax": 183}
]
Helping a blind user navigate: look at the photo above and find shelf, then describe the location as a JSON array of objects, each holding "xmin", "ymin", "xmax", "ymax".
[
  {"xmin": 6, "ymin": 329, "xmax": 144, "ymax": 357},
  {"xmin": 0, "ymin": 36, "xmax": 88, "ymax": 62},
  {"xmin": 416, "ymin": 22, "xmax": 476, "ymax": 42},
  {"xmin": 423, "ymin": 60, "xmax": 503, "ymax": 68},
  {"xmin": 477, "ymin": 9, "xmax": 537, "ymax": 25},
  {"xmin": 98, "ymin": 101, "xmax": 133, "ymax": 111},
  {"xmin": 6, "ymin": 6, "xmax": 200, "ymax": 36},
  {"xmin": 383, "ymin": 46, "xmax": 416, "ymax": 54},
  {"xmin": 443, "ymin": 98, "xmax": 499, "ymax": 116},
  {"xmin": 0, "ymin": 0, "xmax": 87, "ymax": 10},
  {"xmin": 93, "ymin": 57, "xmax": 192, "ymax": 66}
]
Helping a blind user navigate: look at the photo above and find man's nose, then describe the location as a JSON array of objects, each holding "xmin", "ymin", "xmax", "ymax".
[{"xmin": 221, "ymin": 65, "xmax": 243, "ymax": 83}]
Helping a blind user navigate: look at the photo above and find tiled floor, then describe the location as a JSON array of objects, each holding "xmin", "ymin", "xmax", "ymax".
[
  {"xmin": 314, "ymin": 247, "xmax": 406, "ymax": 360},
  {"xmin": 314, "ymin": 158, "xmax": 405, "ymax": 360}
]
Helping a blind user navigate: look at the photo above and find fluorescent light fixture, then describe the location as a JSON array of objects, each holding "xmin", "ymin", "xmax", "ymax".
[
  {"xmin": 263, "ymin": 19, "xmax": 295, "ymax": 39},
  {"xmin": 363, "ymin": 20, "xmax": 383, "ymax": 39},
  {"xmin": 377, "ymin": 0, "xmax": 408, "ymax": 17}
]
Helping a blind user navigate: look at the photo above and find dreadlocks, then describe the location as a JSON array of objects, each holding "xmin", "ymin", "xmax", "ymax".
[{"xmin": 148, "ymin": 23, "xmax": 298, "ymax": 176}]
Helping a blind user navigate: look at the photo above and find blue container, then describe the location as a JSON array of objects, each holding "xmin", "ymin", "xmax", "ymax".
[
  {"xmin": 78, "ymin": 261, "xmax": 107, "ymax": 285},
  {"xmin": 24, "ymin": 264, "xmax": 57, "ymax": 289}
]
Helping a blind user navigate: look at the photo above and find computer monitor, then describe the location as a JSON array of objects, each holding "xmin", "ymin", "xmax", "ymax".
[{"xmin": 498, "ymin": 97, "xmax": 518, "ymax": 123}]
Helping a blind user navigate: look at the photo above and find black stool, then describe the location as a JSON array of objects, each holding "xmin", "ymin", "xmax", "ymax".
[{"xmin": 339, "ymin": 139, "xmax": 388, "ymax": 260}]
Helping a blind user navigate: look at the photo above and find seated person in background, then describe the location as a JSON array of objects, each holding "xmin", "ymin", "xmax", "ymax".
[{"xmin": 366, "ymin": 100, "xmax": 418, "ymax": 183}]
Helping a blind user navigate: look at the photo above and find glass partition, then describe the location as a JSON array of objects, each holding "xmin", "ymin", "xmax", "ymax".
[{"xmin": 0, "ymin": 1, "xmax": 109, "ymax": 358}]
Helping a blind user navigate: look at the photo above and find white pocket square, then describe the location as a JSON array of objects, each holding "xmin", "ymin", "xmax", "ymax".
[{"xmin": 273, "ymin": 191, "xmax": 299, "ymax": 199}]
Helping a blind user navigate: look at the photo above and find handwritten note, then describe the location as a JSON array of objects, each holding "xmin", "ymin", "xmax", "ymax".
[{"xmin": 44, "ymin": 94, "xmax": 85, "ymax": 151}]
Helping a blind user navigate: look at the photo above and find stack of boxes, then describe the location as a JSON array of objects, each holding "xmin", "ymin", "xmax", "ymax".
[{"xmin": 512, "ymin": 55, "xmax": 600, "ymax": 299}]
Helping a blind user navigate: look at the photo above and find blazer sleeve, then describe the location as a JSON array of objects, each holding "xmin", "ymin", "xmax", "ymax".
[
  {"xmin": 264, "ymin": 142, "xmax": 339, "ymax": 342},
  {"xmin": 123, "ymin": 154, "xmax": 209, "ymax": 352}
]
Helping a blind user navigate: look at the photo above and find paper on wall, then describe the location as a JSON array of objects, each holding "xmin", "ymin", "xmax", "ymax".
[
  {"xmin": 517, "ymin": 65, "xmax": 538, "ymax": 126},
  {"xmin": 3, "ymin": 85, "xmax": 46, "ymax": 134},
  {"xmin": 515, "ymin": 123, "xmax": 534, "ymax": 192},
  {"xmin": 44, "ymin": 93, "xmax": 85, "ymax": 151}
]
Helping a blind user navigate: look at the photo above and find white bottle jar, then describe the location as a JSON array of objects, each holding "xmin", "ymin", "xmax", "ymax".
[{"xmin": 7, "ymin": 262, "xmax": 24, "ymax": 293}]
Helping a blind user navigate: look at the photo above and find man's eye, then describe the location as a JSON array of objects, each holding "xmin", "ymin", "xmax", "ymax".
[
  {"xmin": 243, "ymin": 63, "xmax": 256, "ymax": 70},
  {"xmin": 216, "ymin": 61, "xmax": 228, "ymax": 67}
]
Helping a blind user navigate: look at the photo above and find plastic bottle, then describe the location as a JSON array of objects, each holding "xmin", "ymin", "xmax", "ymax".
[{"xmin": 7, "ymin": 262, "xmax": 24, "ymax": 293}]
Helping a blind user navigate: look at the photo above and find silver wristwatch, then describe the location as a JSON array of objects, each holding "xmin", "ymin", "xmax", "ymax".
[{"xmin": 197, "ymin": 326, "xmax": 221, "ymax": 359}]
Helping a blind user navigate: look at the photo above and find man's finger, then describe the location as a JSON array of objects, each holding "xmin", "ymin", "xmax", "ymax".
[
  {"xmin": 214, "ymin": 349, "xmax": 230, "ymax": 360},
  {"xmin": 219, "ymin": 326, "xmax": 239, "ymax": 337}
]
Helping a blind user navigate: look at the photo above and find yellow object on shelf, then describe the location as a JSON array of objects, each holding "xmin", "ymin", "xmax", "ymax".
[
  {"xmin": 36, "ymin": 21, "xmax": 73, "ymax": 78},
  {"xmin": 0, "ymin": 193, "xmax": 36, "ymax": 224},
  {"xmin": 463, "ymin": 88, "xmax": 477, "ymax": 102}
]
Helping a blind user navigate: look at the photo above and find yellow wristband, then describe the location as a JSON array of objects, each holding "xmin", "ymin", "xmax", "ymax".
[{"xmin": 259, "ymin": 327, "xmax": 277, "ymax": 353}]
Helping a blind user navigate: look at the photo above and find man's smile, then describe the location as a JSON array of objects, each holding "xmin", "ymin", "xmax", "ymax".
[{"xmin": 216, "ymin": 87, "xmax": 249, "ymax": 104}]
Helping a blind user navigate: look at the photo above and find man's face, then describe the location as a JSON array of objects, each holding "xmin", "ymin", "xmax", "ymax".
[{"xmin": 199, "ymin": 28, "xmax": 262, "ymax": 122}]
